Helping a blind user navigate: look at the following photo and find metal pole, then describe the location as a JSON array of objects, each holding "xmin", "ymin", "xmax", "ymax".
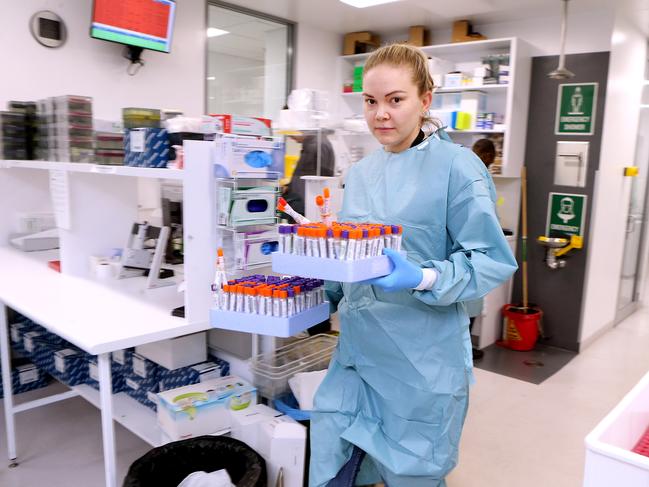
[
  {"xmin": 98, "ymin": 352, "xmax": 117, "ymax": 487},
  {"xmin": 0, "ymin": 303, "xmax": 18, "ymax": 467}
]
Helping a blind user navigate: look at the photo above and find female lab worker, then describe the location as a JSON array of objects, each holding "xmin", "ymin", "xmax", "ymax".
[{"xmin": 309, "ymin": 44, "xmax": 518, "ymax": 487}]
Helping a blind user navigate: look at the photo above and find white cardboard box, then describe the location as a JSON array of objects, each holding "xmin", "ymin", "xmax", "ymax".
[
  {"xmin": 136, "ymin": 332, "xmax": 207, "ymax": 370},
  {"xmin": 584, "ymin": 370, "xmax": 649, "ymax": 486},
  {"xmin": 156, "ymin": 376, "xmax": 257, "ymax": 441}
]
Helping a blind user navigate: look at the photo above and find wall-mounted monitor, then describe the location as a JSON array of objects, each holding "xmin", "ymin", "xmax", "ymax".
[{"xmin": 90, "ymin": 0, "xmax": 176, "ymax": 54}]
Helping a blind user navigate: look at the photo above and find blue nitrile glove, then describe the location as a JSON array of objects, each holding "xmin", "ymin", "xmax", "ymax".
[{"xmin": 363, "ymin": 248, "xmax": 423, "ymax": 292}]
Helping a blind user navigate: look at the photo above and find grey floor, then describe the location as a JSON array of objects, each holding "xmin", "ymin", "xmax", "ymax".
[
  {"xmin": 2, "ymin": 304, "xmax": 649, "ymax": 486},
  {"xmin": 474, "ymin": 342, "xmax": 577, "ymax": 384}
]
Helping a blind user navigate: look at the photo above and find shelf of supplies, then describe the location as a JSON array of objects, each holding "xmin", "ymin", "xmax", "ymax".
[
  {"xmin": 341, "ymin": 37, "xmax": 513, "ymax": 62},
  {"xmin": 0, "ymin": 160, "xmax": 185, "ymax": 180}
]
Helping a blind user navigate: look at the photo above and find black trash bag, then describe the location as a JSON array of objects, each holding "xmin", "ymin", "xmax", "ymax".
[{"xmin": 123, "ymin": 436, "xmax": 266, "ymax": 487}]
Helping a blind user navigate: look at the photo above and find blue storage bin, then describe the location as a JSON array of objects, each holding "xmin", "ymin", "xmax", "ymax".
[{"xmin": 273, "ymin": 392, "xmax": 311, "ymax": 421}]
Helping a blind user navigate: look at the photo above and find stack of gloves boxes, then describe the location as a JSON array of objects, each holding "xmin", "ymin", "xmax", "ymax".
[
  {"xmin": 123, "ymin": 107, "xmax": 169, "ymax": 168},
  {"xmin": 0, "ymin": 102, "xmax": 38, "ymax": 160},
  {"xmin": 4, "ymin": 318, "xmax": 53, "ymax": 397},
  {"xmin": 37, "ymin": 95, "xmax": 94, "ymax": 163}
]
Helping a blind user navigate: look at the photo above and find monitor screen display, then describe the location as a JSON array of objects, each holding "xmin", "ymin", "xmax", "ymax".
[{"xmin": 91, "ymin": 0, "xmax": 176, "ymax": 53}]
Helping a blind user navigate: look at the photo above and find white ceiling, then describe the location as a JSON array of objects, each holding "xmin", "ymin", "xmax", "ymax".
[{"xmin": 213, "ymin": 0, "xmax": 618, "ymax": 33}]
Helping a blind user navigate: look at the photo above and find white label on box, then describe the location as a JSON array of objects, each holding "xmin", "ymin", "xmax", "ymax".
[
  {"xmin": 10, "ymin": 324, "xmax": 24, "ymax": 343},
  {"xmin": 133, "ymin": 354, "xmax": 147, "ymax": 378},
  {"xmin": 54, "ymin": 349, "xmax": 77, "ymax": 373},
  {"xmin": 131, "ymin": 130, "xmax": 145, "ymax": 152},
  {"xmin": 23, "ymin": 332, "xmax": 41, "ymax": 353},
  {"xmin": 192, "ymin": 363, "xmax": 221, "ymax": 382},
  {"xmin": 113, "ymin": 350, "xmax": 125, "ymax": 365},
  {"xmin": 89, "ymin": 362, "xmax": 99, "ymax": 381},
  {"xmin": 147, "ymin": 391, "xmax": 158, "ymax": 404},
  {"xmin": 126, "ymin": 378, "xmax": 140, "ymax": 391},
  {"xmin": 17, "ymin": 365, "xmax": 38, "ymax": 385}
]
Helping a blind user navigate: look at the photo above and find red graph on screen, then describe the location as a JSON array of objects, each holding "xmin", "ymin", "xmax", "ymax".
[{"xmin": 93, "ymin": 0, "xmax": 171, "ymax": 38}]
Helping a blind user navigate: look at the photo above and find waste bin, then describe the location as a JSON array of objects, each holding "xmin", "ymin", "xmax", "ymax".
[{"xmin": 123, "ymin": 436, "xmax": 266, "ymax": 487}]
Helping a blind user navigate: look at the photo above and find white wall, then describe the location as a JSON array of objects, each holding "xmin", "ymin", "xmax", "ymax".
[
  {"xmin": 579, "ymin": 6, "xmax": 647, "ymax": 346},
  {"xmin": 294, "ymin": 22, "xmax": 340, "ymax": 95},
  {"xmin": 1, "ymin": 0, "xmax": 205, "ymax": 120}
]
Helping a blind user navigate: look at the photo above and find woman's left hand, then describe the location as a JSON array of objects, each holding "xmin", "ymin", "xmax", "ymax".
[{"xmin": 362, "ymin": 248, "xmax": 423, "ymax": 292}]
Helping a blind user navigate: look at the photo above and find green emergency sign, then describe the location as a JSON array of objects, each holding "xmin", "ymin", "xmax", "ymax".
[
  {"xmin": 555, "ymin": 83, "xmax": 598, "ymax": 135},
  {"xmin": 546, "ymin": 192, "xmax": 587, "ymax": 238}
]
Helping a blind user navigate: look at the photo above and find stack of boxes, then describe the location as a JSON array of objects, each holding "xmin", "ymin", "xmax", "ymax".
[
  {"xmin": 0, "ymin": 102, "xmax": 38, "ymax": 160},
  {"xmin": 123, "ymin": 108, "xmax": 169, "ymax": 168},
  {"xmin": 95, "ymin": 132, "xmax": 125, "ymax": 166},
  {"xmin": 38, "ymin": 95, "xmax": 94, "ymax": 162}
]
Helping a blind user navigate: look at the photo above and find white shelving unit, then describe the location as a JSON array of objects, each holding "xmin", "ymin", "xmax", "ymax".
[
  {"xmin": 0, "ymin": 153, "xmax": 219, "ymax": 487},
  {"xmin": 335, "ymin": 37, "xmax": 531, "ymax": 180},
  {"xmin": 335, "ymin": 39, "xmax": 531, "ymax": 349}
]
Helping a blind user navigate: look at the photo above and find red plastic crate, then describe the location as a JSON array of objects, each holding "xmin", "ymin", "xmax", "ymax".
[{"xmin": 632, "ymin": 427, "xmax": 649, "ymax": 458}]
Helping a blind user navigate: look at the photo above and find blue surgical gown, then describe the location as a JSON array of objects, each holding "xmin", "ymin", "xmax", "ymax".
[{"xmin": 309, "ymin": 135, "xmax": 518, "ymax": 486}]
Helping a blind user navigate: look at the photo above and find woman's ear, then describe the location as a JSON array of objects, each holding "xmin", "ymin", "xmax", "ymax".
[{"xmin": 421, "ymin": 91, "xmax": 432, "ymax": 112}]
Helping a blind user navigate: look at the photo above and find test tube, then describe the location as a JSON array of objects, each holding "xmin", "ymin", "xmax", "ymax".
[
  {"xmin": 360, "ymin": 229, "xmax": 369, "ymax": 259},
  {"xmin": 294, "ymin": 286, "xmax": 304, "ymax": 313},
  {"xmin": 235, "ymin": 286, "xmax": 244, "ymax": 312},
  {"xmin": 258, "ymin": 287, "xmax": 266, "ymax": 315},
  {"xmin": 287, "ymin": 289, "xmax": 296, "ymax": 316},
  {"xmin": 346, "ymin": 230, "xmax": 357, "ymax": 261},
  {"xmin": 272, "ymin": 289, "xmax": 281, "ymax": 317},
  {"xmin": 264, "ymin": 288, "xmax": 273, "ymax": 316},
  {"xmin": 318, "ymin": 228, "xmax": 328, "ymax": 258},
  {"xmin": 249, "ymin": 287, "xmax": 258, "ymax": 314},
  {"xmin": 393, "ymin": 225, "xmax": 403, "ymax": 251},
  {"xmin": 278, "ymin": 226, "xmax": 289, "ymax": 254},
  {"xmin": 292, "ymin": 227, "xmax": 304, "ymax": 256},
  {"xmin": 280, "ymin": 290, "xmax": 288, "ymax": 317},
  {"xmin": 384, "ymin": 225, "xmax": 393, "ymax": 250},
  {"xmin": 377, "ymin": 227, "xmax": 385, "ymax": 255},
  {"xmin": 371, "ymin": 228, "xmax": 380, "ymax": 256},
  {"xmin": 326, "ymin": 229, "xmax": 335, "ymax": 259},
  {"xmin": 333, "ymin": 228, "xmax": 342, "ymax": 260},
  {"xmin": 318, "ymin": 280, "xmax": 326, "ymax": 305},
  {"xmin": 341, "ymin": 230, "xmax": 350, "ymax": 260}
]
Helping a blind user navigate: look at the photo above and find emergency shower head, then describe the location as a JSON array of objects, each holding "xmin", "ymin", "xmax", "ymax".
[{"xmin": 548, "ymin": 0, "xmax": 575, "ymax": 80}]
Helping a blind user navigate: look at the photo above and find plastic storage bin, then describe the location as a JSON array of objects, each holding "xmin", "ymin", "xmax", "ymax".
[
  {"xmin": 210, "ymin": 302, "xmax": 330, "ymax": 338},
  {"xmin": 250, "ymin": 334, "xmax": 337, "ymax": 398},
  {"xmin": 584, "ymin": 370, "xmax": 649, "ymax": 486},
  {"xmin": 272, "ymin": 252, "xmax": 395, "ymax": 282}
]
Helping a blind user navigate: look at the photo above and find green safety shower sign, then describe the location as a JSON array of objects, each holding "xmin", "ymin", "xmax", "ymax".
[
  {"xmin": 546, "ymin": 192, "xmax": 587, "ymax": 238},
  {"xmin": 555, "ymin": 83, "xmax": 598, "ymax": 135}
]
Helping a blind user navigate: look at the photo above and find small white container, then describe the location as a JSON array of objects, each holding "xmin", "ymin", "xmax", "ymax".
[
  {"xmin": 136, "ymin": 332, "xmax": 207, "ymax": 370},
  {"xmin": 584, "ymin": 370, "xmax": 649, "ymax": 486},
  {"xmin": 156, "ymin": 376, "xmax": 257, "ymax": 441}
]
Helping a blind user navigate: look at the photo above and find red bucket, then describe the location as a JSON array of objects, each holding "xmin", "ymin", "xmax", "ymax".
[{"xmin": 501, "ymin": 304, "xmax": 542, "ymax": 351}]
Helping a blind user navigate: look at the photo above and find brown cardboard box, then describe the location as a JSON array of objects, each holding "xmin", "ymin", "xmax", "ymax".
[
  {"xmin": 343, "ymin": 31, "xmax": 381, "ymax": 55},
  {"xmin": 408, "ymin": 26, "xmax": 429, "ymax": 47},
  {"xmin": 451, "ymin": 20, "xmax": 487, "ymax": 43}
]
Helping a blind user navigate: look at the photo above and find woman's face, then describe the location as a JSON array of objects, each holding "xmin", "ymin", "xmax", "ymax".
[{"xmin": 363, "ymin": 64, "xmax": 432, "ymax": 153}]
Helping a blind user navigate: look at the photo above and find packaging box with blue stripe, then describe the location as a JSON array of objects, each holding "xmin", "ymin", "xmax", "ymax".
[
  {"xmin": 0, "ymin": 359, "xmax": 51, "ymax": 398},
  {"xmin": 52, "ymin": 348, "xmax": 89, "ymax": 386},
  {"xmin": 124, "ymin": 128, "xmax": 169, "ymax": 168},
  {"xmin": 159, "ymin": 358, "xmax": 230, "ymax": 391},
  {"xmin": 86, "ymin": 356, "xmax": 127, "ymax": 393}
]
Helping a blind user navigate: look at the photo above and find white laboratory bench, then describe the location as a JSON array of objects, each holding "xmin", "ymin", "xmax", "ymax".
[{"xmin": 0, "ymin": 246, "xmax": 210, "ymax": 487}]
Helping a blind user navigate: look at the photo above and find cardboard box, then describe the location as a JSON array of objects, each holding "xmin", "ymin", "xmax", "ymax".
[
  {"xmin": 124, "ymin": 128, "xmax": 169, "ymax": 168},
  {"xmin": 124, "ymin": 373, "xmax": 160, "ymax": 410},
  {"xmin": 208, "ymin": 114, "xmax": 271, "ymax": 137},
  {"xmin": 157, "ymin": 376, "xmax": 257, "ymax": 441},
  {"xmin": 343, "ymin": 31, "xmax": 381, "ymax": 55},
  {"xmin": 158, "ymin": 358, "xmax": 229, "ymax": 391},
  {"xmin": 0, "ymin": 361, "xmax": 51, "ymax": 399},
  {"xmin": 408, "ymin": 26, "xmax": 429, "ymax": 47},
  {"xmin": 212, "ymin": 134, "xmax": 285, "ymax": 178},
  {"xmin": 52, "ymin": 348, "xmax": 89, "ymax": 386},
  {"xmin": 130, "ymin": 352, "xmax": 160, "ymax": 380},
  {"xmin": 86, "ymin": 356, "xmax": 127, "ymax": 393},
  {"xmin": 451, "ymin": 20, "xmax": 487, "ymax": 43},
  {"xmin": 136, "ymin": 332, "xmax": 207, "ymax": 370}
]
